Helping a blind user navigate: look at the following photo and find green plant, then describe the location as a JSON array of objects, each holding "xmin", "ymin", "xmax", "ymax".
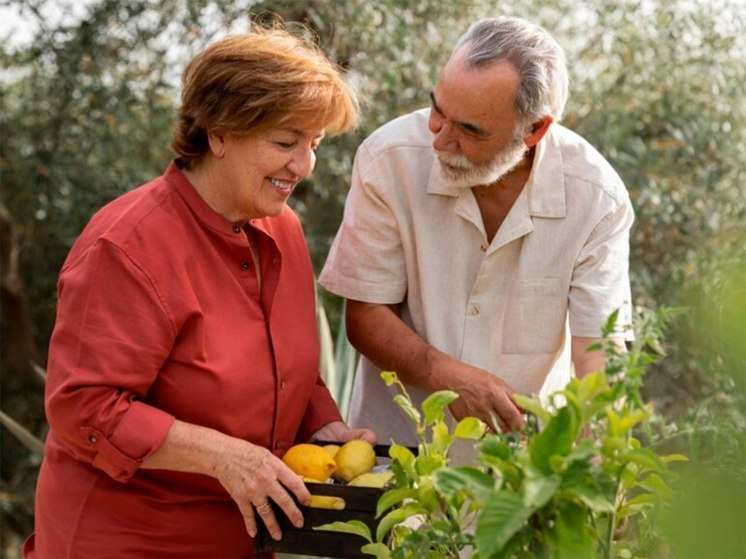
[{"xmin": 315, "ymin": 308, "xmax": 687, "ymax": 558}]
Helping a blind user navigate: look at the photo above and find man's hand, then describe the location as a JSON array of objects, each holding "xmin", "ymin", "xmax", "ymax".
[{"xmin": 443, "ymin": 364, "xmax": 525, "ymax": 433}]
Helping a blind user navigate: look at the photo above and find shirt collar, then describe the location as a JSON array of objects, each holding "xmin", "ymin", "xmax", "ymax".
[
  {"xmin": 525, "ymin": 125, "xmax": 566, "ymax": 219},
  {"xmin": 164, "ymin": 160, "xmax": 244, "ymax": 236}
]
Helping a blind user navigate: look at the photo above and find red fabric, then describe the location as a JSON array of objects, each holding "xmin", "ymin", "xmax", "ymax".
[{"xmin": 26, "ymin": 161, "xmax": 342, "ymax": 558}]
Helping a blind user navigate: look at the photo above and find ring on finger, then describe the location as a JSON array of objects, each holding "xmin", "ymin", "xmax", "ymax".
[{"xmin": 255, "ymin": 500, "xmax": 272, "ymax": 514}]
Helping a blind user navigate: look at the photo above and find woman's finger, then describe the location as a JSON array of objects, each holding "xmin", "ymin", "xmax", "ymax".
[
  {"xmin": 254, "ymin": 499, "xmax": 282, "ymax": 541},
  {"xmin": 268, "ymin": 488, "xmax": 304, "ymax": 529},
  {"xmin": 235, "ymin": 499, "xmax": 259, "ymax": 538}
]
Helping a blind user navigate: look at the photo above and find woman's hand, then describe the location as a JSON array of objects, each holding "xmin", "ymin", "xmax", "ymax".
[
  {"xmin": 212, "ymin": 437, "xmax": 311, "ymax": 541},
  {"xmin": 141, "ymin": 420, "xmax": 310, "ymax": 542},
  {"xmin": 310, "ymin": 420, "xmax": 377, "ymax": 445}
]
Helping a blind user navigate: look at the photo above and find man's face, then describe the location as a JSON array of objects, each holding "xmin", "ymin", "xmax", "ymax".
[{"xmin": 428, "ymin": 53, "xmax": 529, "ymax": 188}]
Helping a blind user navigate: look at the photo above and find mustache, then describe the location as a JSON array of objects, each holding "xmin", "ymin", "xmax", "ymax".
[{"xmin": 433, "ymin": 150, "xmax": 476, "ymax": 169}]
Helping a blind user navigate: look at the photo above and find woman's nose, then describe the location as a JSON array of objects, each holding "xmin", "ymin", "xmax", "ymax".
[{"xmin": 288, "ymin": 145, "xmax": 316, "ymax": 178}]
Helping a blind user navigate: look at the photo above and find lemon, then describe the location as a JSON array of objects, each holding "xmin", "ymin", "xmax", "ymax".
[
  {"xmin": 282, "ymin": 443, "xmax": 337, "ymax": 482},
  {"xmin": 308, "ymin": 495, "xmax": 346, "ymax": 510},
  {"xmin": 322, "ymin": 444, "xmax": 341, "ymax": 459},
  {"xmin": 332, "ymin": 440, "xmax": 376, "ymax": 482},
  {"xmin": 347, "ymin": 471, "xmax": 394, "ymax": 488}
]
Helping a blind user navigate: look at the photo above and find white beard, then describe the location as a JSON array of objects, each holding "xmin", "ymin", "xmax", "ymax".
[{"xmin": 435, "ymin": 135, "xmax": 528, "ymax": 189}]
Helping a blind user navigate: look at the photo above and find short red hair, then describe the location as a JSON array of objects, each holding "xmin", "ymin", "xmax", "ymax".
[{"xmin": 171, "ymin": 24, "xmax": 359, "ymax": 166}]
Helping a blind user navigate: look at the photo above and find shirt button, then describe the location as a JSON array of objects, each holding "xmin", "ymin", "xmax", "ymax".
[
  {"xmin": 233, "ymin": 225, "xmax": 242, "ymax": 234},
  {"xmin": 470, "ymin": 305, "xmax": 480, "ymax": 316},
  {"xmin": 280, "ymin": 379, "xmax": 286, "ymax": 390},
  {"xmin": 274, "ymin": 441, "xmax": 281, "ymax": 449},
  {"xmin": 88, "ymin": 434, "xmax": 98, "ymax": 444},
  {"xmin": 240, "ymin": 260, "xmax": 250, "ymax": 270},
  {"xmin": 480, "ymin": 243, "xmax": 488, "ymax": 252}
]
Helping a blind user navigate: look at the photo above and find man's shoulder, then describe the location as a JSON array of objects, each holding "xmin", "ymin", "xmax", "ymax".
[{"xmin": 549, "ymin": 124, "xmax": 629, "ymax": 202}]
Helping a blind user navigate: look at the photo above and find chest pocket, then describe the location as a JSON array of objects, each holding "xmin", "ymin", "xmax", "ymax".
[{"xmin": 502, "ymin": 278, "xmax": 566, "ymax": 354}]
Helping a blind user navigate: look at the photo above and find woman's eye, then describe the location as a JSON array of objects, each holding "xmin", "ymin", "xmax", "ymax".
[{"xmin": 274, "ymin": 140, "xmax": 296, "ymax": 149}]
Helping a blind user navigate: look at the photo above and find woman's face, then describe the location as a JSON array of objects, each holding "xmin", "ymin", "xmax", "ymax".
[{"xmin": 211, "ymin": 122, "xmax": 325, "ymax": 222}]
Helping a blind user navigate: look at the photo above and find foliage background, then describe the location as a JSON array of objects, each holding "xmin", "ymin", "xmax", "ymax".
[{"xmin": 1, "ymin": 0, "xmax": 744, "ymax": 556}]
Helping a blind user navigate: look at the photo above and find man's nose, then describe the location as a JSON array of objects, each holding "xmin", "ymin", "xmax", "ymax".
[{"xmin": 432, "ymin": 122, "xmax": 459, "ymax": 152}]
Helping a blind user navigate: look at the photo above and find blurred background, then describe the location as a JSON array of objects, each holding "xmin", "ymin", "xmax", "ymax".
[{"xmin": 1, "ymin": 0, "xmax": 744, "ymax": 557}]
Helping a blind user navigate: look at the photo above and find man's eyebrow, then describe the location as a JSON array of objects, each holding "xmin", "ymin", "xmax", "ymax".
[{"xmin": 429, "ymin": 91, "xmax": 486, "ymax": 137}]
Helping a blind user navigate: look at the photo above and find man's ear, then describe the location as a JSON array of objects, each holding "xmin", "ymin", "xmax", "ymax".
[
  {"xmin": 524, "ymin": 116, "xmax": 553, "ymax": 147},
  {"xmin": 207, "ymin": 130, "xmax": 227, "ymax": 158}
]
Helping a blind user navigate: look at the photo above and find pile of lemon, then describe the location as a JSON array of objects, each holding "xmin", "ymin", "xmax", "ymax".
[{"xmin": 282, "ymin": 440, "xmax": 393, "ymax": 509}]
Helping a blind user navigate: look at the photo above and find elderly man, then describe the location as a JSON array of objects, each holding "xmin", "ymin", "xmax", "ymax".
[{"xmin": 320, "ymin": 16, "xmax": 633, "ymax": 450}]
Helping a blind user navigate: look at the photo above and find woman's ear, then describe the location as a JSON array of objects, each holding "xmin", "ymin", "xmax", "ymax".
[
  {"xmin": 524, "ymin": 116, "xmax": 553, "ymax": 147},
  {"xmin": 207, "ymin": 130, "xmax": 227, "ymax": 158}
]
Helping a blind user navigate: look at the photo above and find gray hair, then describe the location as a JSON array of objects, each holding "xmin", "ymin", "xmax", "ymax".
[{"xmin": 454, "ymin": 16, "xmax": 569, "ymax": 124}]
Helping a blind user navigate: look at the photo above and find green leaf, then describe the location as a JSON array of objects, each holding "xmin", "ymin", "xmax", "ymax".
[
  {"xmin": 314, "ymin": 519, "xmax": 372, "ymax": 543},
  {"xmin": 513, "ymin": 394, "xmax": 551, "ymax": 425},
  {"xmin": 376, "ymin": 502, "xmax": 428, "ymax": 542},
  {"xmin": 529, "ymin": 406, "xmax": 577, "ymax": 474},
  {"xmin": 433, "ymin": 466, "xmax": 495, "ymax": 502},
  {"xmin": 389, "ymin": 442, "xmax": 417, "ymax": 478},
  {"xmin": 431, "ymin": 420, "xmax": 452, "ymax": 452},
  {"xmin": 547, "ymin": 502, "xmax": 595, "ymax": 559},
  {"xmin": 571, "ymin": 484, "xmax": 616, "ymax": 513},
  {"xmin": 618, "ymin": 447, "xmax": 666, "ymax": 472},
  {"xmin": 475, "ymin": 490, "xmax": 533, "ymax": 557},
  {"xmin": 360, "ymin": 542, "xmax": 391, "ymax": 558},
  {"xmin": 422, "ymin": 390, "xmax": 459, "ymax": 424},
  {"xmin": 574, "ymin": 371, "xmax": 608, "ymax": 405},
  {"xmin": 376, "ymin": 487, "xmax": 419, "ymax": 518},
  {"xmin": 393, "ymin": 394, "xmax": 421, "ymax": 425},
  {"xmin": 380, "ymin": 371, "xmax": 397, "ymax": 386},
  {"xmin": 637, "ymin": 472, "xmax": 674, "ymax": 500},
  {"xmin": 522, "ymin": 473, "xmax": 561, "ymax": 508},
  {"xmin": 415, "ymin": 453, "xmax": 443, "ymax": 476},
  {"xmin": 478, "ymin": 436, "xmax": 511, "ymax": 460},
  {"xmin": 454, "ymin": 416, "xmax": 486, "ymax": 440}
]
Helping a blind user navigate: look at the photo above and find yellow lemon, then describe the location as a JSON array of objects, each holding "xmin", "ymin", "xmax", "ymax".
[
  {"xmin": 322, "ymin": 444, "xmax": 341, "ymax": 459},
  {"xmin": 282, "ymin": 444, "xmax": 337, "ymax": 482},
  {"xmin": 347, "ymin": 471, "xmax": 394, "ymax": 488},
  {"xmin": 308, "ymin": 495, "xmax": 346, "ymax": 510},
  {"xmin": 333, "ymin": 440, "xmax": 376, "ymax": 482}
]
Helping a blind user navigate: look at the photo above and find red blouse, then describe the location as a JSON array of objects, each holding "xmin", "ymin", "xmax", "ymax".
[{"xmin": 26, "ymin": 161, "xmax": 342, "ymax": 558}]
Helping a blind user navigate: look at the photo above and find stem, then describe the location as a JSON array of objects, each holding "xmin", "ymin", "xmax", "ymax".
[{"xmin": 605, "ymin": 463, "xmax": 627, "ymax": 559}]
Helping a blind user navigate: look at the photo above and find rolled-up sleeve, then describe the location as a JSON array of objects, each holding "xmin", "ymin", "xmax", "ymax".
[{"xmin": 45, "ymin": 239, "xmax": 176, "ymax": 482}]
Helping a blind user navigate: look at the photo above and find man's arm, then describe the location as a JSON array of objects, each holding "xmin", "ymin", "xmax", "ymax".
[
  {"xmin": 571, "ymin": 335, "xmax": 627, "ymax": 378},
  {"xmin": 346, "ymin": 299, "xmax": 524, "ymax": 432}
]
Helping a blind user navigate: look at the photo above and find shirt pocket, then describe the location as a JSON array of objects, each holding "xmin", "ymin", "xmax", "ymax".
[{"xmin": 502, "ymin": 278, "xmax": 566, "ymax": 354}]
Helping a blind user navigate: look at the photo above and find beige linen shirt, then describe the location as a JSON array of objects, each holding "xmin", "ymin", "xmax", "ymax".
[{"xmin": 319, "ymin": 108, "xmax": 634, "ymax": 449}]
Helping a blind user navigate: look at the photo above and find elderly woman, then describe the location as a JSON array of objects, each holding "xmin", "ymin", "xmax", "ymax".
[{"xmin": 25, "ymin": 25, "xmax": 375, "ymax": 558}]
